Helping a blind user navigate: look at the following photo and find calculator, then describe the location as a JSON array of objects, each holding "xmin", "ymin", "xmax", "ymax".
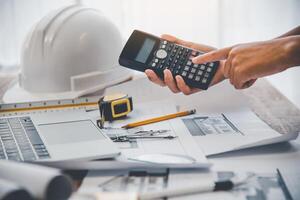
[{"xmin": 119, "ymin": 30, "xmax": 219, "ymax": 90}]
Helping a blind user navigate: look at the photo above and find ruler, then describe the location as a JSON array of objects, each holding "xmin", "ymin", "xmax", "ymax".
[{"xmin": 0, "ymin": 96, "xmax": 101, "ymax": 117}]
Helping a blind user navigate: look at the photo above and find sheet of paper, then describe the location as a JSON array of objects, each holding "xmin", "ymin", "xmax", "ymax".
[
  {"xmin": 75, "ymin": 169, "xmax": 288, "ymax": 200},
  {"xmin": 168, "ymin": 170, "xmax": 288, "ymax": 200},
  {"xmin": 76, "ymin": 169, "xmax": 214, "ymax": 199},
  {"xmin": 85, "ymin": 100, "xmax": 210, "ymax": 168},
  {"xmin": 106, "ymin": 78, "xmax": 299, "ymax": 156},
  {"xmin": 172, "ymin": 107, "xmax": 298, "ymax": 156}
]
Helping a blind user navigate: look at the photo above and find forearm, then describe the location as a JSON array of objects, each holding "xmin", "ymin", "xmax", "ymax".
[
  {"xmin": 284, "ymin": 35, "xmax": 300, "ymax": 68},
  {"xmin": 277, "ymin": 26, "xmax": 300, "ymax": 38}
]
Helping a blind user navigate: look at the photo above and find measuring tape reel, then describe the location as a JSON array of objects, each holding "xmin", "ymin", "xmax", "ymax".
[{"xmin": 98, "ymin": 94, "xmax": 133, "ymax": 127}]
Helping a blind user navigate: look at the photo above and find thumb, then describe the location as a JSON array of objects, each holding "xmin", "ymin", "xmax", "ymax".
[{"xmin": 192, "ymin": 47, "xmax": 232, "ymax": 64}]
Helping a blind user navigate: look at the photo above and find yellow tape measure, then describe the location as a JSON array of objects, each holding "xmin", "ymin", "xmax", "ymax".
[
  {"xmin": 0, "ymin": 96, "xmax": 100, "ymax": 117},
  {"xmin": 97, "ymin": 94, "xmax": 133, "ymax": 128}
]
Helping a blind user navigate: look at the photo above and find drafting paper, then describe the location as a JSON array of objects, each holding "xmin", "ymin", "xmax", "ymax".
[
  {"xmin": 85, "ymin": 101, "xmax": 210, "ymax": 168},
  {"xmin": 76, "ymin": 169, "xmax": 287, "ymax": 200},
  {"xmin": 104, "ymin": 78, "xmax": 298, "ymax": 156},
  {"xmin": 172, "ymin": 107, "xmax": 298, "ymax": 156}
]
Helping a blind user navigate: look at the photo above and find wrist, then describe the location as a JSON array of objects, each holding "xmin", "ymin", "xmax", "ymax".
[{"xmin": 283, "ymin": 36, "xmax": 300, "ymax": 69}]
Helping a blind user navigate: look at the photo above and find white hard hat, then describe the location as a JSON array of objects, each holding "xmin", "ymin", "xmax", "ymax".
[{"xmin": 3, "ymin": 4, "xmax": 131, "ymax": 103}]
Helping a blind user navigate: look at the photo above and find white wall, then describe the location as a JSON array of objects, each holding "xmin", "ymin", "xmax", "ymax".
[
  {"xmin": 0, "ymin": 0, "xmax": 299, "ymax": 104},
  {"xmin": 219, "ymin": 0, "xmax": 300, "ymax": 107},
  {"xmin": 0, "ymin": 0, "xmax": 75, "ymax": 68}
]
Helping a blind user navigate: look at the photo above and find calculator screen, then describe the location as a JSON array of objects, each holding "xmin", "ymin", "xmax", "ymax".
[{"xmin": 135, "ymin": 38, "xmax": 156, "ymax": 63}]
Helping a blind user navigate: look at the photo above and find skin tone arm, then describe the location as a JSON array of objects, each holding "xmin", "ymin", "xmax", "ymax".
[
  {"xmin": 193, "ymin": 27, "xmax": 300, "ymax": 89},
  {"xmin": 277, "ymin": 26, "xmax": 300, "ymax": 38},
  {"xmin": 145, "ymin": 26, "xmax": 300, "ymax": 93}
]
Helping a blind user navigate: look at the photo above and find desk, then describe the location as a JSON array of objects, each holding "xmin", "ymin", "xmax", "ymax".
[
  {"xmin": 105, "ymin": 76, "xmax": 300, "ymax": 173},
  {"xmin": 1, "ymin": 73, "xmax": 300, "ymax": 184}
]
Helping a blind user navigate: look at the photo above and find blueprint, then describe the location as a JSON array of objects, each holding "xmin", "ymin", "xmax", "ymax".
[
  {"xmin": 182, "ymin": 114, "xmax": 242, "ymax": 136},
  {"xmin": 85, "ymin": 100, "xmax": 210, "ymax": 169},
  {"xmin": 173, "ymin": 107, "xmax": 298, "ymax": 156},
  {"xmin": 76, "ymin": 169, "xmax": 287, "ymax": 200}
]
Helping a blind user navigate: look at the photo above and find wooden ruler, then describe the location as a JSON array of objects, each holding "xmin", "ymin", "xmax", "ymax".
[{"xmin": 0, "ymin": 96, "xmax": 101, "ymax": 117}]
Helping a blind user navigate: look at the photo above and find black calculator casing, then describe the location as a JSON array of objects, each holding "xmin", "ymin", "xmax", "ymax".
[{"xmin": 119, "ymin": 30, "xmax": 219, "ymax": 90}]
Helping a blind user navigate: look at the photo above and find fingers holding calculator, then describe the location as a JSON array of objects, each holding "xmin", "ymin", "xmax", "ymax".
[
  {"xmin": 145, "ymin": 34, "xmax": 226, "ymax": 95},
  {"xmin": 119, "ymin": 28, "xmax": 300, "ymax": 94}
]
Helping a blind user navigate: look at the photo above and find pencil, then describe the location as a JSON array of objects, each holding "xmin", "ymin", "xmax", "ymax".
[{"xmin": 122, "ymin": 109, "xmax": 196, "ymax": 129}]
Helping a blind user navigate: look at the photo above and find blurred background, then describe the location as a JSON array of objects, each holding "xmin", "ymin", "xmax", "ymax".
[{"xmin": 0, "ymin": 0, "xmax": 299, "ymax": 104}]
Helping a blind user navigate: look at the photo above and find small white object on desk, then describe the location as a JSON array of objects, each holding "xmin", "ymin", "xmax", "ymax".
[{"xmin": 128, "ymin": 153, "xmax": 196, "ymax": 164}]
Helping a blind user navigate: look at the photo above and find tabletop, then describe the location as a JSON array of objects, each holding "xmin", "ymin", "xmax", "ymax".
[
  {"xmin": 105, "ymin": 75, "xmax": 300, "ymax": 173},
  {"xmin": 1, "ymin": 72, "xmax": 300, "ymax": 174}
]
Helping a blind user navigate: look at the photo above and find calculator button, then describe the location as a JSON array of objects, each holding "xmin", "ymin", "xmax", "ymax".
[
  {"xmin": 151, "ymin": 63, "xmax": 156, "ymax": 67},
  {"xmin": 193, "ymin": 64, "xmax": 199, "ymax": 68},
  {"xmin": 191, "ymin": 68, "xmax": 196, "ymax": 73},
  {"xmin": 197, "ymin": 70, "xmax": 203, "ymax": 75},
  {"xmin": 208, "ymin": 62, "xmax": 214, "ymax": 67},
  {"xmin": 204, "ymin": 72, "xmax": 210, "ymax": 78},
  {"xmin": 195, "ymin": 76, "xmax": 201, "ymax": 81},
  {"xmin": 162, "ymin": 44, "xmax": 166, "ymax": 49},
  {"xmin": 184, "ymin": 66, "xmax": 190, "ymax": 71},
  {"xmin": 202, "ymin": 78, "xmax": 207, "ymax": 83},
  {"xmin": 163, "ymin": 40, "xmax": 167, "ymax": 45},
  {"xmin": 188, "ymin": 74, "xmax": 194, "ymax": 79},
  {"xmin": 207, "ymin": 68, "xmax": 212, "ymax": 72},
  {"xmin": 200, "ymin": 65, "xmax": 206, "ymax": 70},
  {"xmin": 156, "ymin": 49, "xmax": 168, "ymax": 59},
  {"xmin": 182, "ymin": 71, "xmax": 188, "ymax": 77},
  {"xmin": 187, "ymin": 61, "xmax": 192, "ymax": 66}
]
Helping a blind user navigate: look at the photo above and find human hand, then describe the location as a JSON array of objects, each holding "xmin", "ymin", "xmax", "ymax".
[
  {"xmin": 145, "ymin": 34, "xmax": 225, "ymax": 95},
  {"xmin": 192, "ymin": 36, "xmax": 300, "ymax": 89}
]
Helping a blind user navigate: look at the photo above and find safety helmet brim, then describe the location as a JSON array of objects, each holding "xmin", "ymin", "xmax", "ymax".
[{"xmin": 3, "ymin": 69, "xmax": 132, "ymax": 103}]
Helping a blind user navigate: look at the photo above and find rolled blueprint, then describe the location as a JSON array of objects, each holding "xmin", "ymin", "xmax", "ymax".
[
  {"xmin": 0, "ymin": 160, "xmax": 73, "ymax": 200},
  {"xmin": 0, "ymin": 178, "xmax": 33, "ymax": 200}
]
